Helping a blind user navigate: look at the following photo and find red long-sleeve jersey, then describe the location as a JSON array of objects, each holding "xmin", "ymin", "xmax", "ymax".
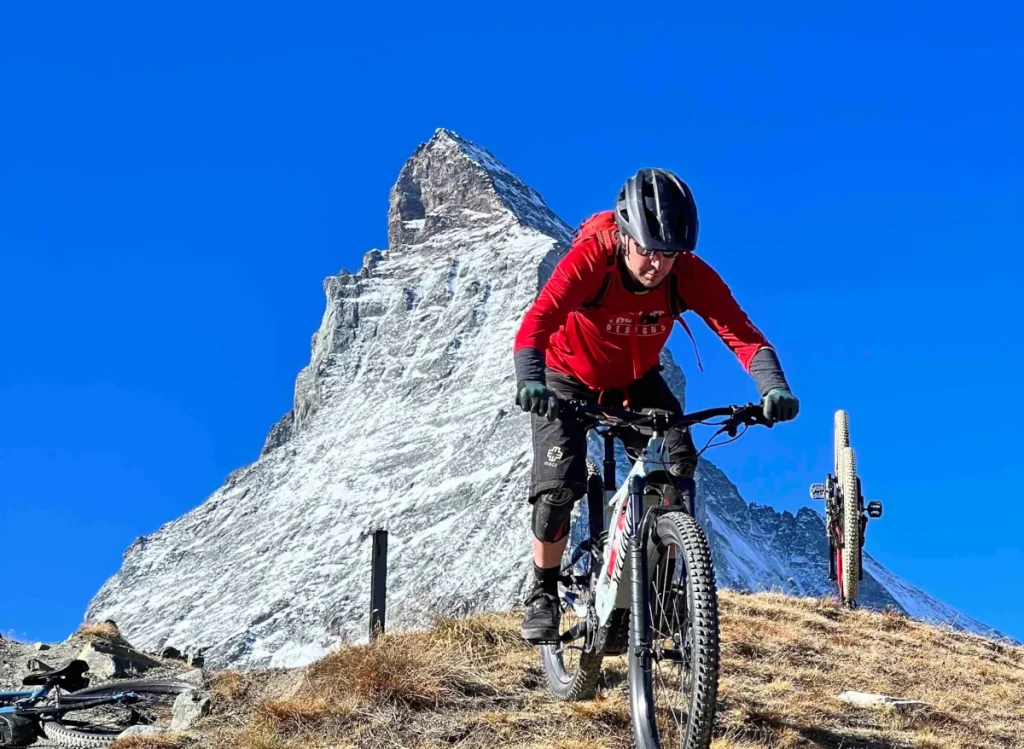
[{"xmin": 513, "ymin": 211, "xmax": 780, "ymax": 393}]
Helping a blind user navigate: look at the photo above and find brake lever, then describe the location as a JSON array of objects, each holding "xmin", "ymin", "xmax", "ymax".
[
  {"xmin": 727, "ymin": 404, "xmax": 774, "ymax": 436},
  {"xmin": 726, "ymin": 406, "xmax": 746, "ymax": 437}
]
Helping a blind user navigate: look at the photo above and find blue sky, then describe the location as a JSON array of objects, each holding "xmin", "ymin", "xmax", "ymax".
[{"xmin": 1, "ymin": 2, "xmax": 1021, "ymax": 642}]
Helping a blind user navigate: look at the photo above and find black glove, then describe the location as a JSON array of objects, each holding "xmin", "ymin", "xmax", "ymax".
[
  {"xmin": 763, "ymin": 388, "xmax": 799, "ymax": 422},
  {"xmin": 516, "ymin": 381, "xmax": 559, "ymax": 420}
]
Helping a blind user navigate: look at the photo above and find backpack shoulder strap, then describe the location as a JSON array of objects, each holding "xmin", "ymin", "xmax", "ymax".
[
  {"xmin": 571, "ymin": 213, "xmax": 618, "ymax": 309},
  {"xmin": 581, "ymin": 240, "xmax": 616, "ymax": 308},
  {"xmin": 668, "ymin": 266, "xmax": 704, "ymax": 372},
  {"xmin": 667, "ymin": 268, "xmax": 689, "ymax": 318}
]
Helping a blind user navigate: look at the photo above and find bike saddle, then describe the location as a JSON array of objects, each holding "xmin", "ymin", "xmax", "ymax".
[{"xmin": 22, "ymin": 658, "xmax": 90, "ymax": 688}]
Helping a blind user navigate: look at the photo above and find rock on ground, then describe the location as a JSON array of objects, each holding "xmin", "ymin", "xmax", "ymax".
[{"xmin": 837, "ymin": 690, "xmax": 933, "ymax": 713}]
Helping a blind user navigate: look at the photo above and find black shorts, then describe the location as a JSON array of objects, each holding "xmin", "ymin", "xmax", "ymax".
[{"xmin": 528, "ymin": 366, "xmax": 697, "ymax": 503}]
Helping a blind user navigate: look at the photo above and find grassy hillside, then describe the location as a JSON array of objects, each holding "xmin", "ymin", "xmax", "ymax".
[{"xmin": 114, "ymin": 591, "xmax": 1023, "ymax": 749}]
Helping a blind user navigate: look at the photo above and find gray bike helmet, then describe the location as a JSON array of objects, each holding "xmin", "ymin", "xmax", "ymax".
[{"xmin": 615, "ymin": 168, "xmax": 699, "ymax": 254}]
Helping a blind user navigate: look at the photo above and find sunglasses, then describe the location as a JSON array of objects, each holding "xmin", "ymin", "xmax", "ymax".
[
  {"xmin": 635, "ymin": 245, "xmax": 681, "ymax": 259},
  {"xmin": 621, "ymin": 232, "xmax": 682, "ymax": 259}
]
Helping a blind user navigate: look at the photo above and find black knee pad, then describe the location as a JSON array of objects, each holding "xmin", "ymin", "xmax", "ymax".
[{"xmin": 532, "ymin": 488, "xmax": 577, "ymax": 542}]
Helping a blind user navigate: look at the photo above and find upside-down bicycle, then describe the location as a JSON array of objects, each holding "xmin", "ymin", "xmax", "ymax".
[{"xmin": 809, "ymin": 409, "xmax": 883, "ymax": 606}]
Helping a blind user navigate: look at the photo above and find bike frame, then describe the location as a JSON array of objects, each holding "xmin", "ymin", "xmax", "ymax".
[
  {"xmin": 0, "ymin": 691, "xmax": 40, "ymax": 703},
  {"xmin": 0, "ymin": 679, "xmax": 142, "ymax": 722},
  {"xmin": 0, "ymin": 686, "xmax": 49, "ymax": 711},
  {"xmin": 593, "ymin": 432, "xmax": 675, "ymax": 625}
]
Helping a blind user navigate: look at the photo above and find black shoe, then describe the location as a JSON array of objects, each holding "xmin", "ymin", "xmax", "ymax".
[{"xmin": 521, "ymin": 590, "xmax": 561, "ymax": 644}]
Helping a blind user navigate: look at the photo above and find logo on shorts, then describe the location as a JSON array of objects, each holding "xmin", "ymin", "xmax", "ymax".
[{"xmin": 545, "ymin": 446, "xmax": 564, "ymax": 467}]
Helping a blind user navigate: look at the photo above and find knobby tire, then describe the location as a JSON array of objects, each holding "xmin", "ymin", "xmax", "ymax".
[
  {"xmin": 839, "ymin": 446, "xmax": 861, "ymax": 604},
  {"xmin": 540, "ymin": 461, "xmax": 605, "ymax": 701},
  {"xmin": 630, "ymin": 510, "xmax": 719, "ymax": 749}
]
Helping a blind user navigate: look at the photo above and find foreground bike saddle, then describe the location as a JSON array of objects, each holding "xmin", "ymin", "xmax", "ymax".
[{"xmin": 22, "ymin": 658, "xmax": 90, "ymax": 690}]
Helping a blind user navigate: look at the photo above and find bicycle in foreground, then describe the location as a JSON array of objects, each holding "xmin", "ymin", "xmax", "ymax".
[
  {"xmin": 538, "ymin": 396, "xmax": 774, "ymax": 749},
  {"xmin": 0, "ymin": 658, "xmax": 194, "ymax": 747},
  {"xmin": 809, "ymin": 409, "xmax": 883, "ymax": 607}
]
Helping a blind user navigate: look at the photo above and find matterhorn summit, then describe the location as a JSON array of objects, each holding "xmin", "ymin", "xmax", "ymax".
[{"xmin": 85, "ymin": 129, "xmax": 1001, "ymax": 669}]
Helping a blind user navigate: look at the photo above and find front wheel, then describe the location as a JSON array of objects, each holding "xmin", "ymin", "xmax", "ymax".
[{"xmin": 630, "ymin": 511, "xmax": 720, "ymax": 749}]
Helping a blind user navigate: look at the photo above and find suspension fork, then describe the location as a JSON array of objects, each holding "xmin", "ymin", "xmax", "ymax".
[
  {"xmin": 627, "ymin": 472, "xmax": 662, "ymax": 748},
  {"xmin": 628, "ymin": 475, "xmax": 652, "ymax": 658}
]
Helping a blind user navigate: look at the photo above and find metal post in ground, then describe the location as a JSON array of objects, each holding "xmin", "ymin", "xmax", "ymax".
[{"xmin": 369, "ymin": 528, "xmax": 388, "ymax": 642}]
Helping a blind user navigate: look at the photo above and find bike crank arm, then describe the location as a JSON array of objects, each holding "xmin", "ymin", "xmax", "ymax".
[{"xmin": 559, "ymin": 620, "xmax": 588, "ymax": 643}]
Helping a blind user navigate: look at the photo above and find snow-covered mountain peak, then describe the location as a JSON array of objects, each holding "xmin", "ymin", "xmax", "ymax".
[
  {"xmin": 83, "ymin": 130, "xmax": 1006, "ymax": 670},
  {"xmin": 387, "ymin": 128, "xmax": 572, "ymax": 249}
]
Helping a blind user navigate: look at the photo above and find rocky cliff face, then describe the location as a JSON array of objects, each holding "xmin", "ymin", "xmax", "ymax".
[{"xmin": 85, "ymin": 129, "xmax": 1000, "ymax": 670}]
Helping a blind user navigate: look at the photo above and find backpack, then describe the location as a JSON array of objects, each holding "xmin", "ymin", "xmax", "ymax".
[{"xmin": 570, "ymin": 211, "xmax": 704, "ymax": 371}]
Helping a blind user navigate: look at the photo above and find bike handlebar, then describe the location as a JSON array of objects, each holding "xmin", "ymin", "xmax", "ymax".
[{"xmin": 556, "ymin": 397, "xmax": 773, "ymax": 437}]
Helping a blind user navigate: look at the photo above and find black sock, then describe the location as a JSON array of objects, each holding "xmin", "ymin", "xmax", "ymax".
[{"xmin": 533, "ymin": 563, "xmax": 561, "ymax": 596}]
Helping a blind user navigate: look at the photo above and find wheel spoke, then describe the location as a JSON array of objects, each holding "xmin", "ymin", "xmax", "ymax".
[{"xmin": 648, "ymin": 536, "xmax": 694, "ymax": 747}]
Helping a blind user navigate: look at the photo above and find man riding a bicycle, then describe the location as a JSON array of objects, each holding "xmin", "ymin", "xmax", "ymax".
[{"xmin": 512, "ymin": 167, "xmax": 800, "ymax": 643}]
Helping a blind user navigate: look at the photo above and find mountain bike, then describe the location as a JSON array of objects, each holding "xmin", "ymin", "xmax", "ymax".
[
  {"xmin": 809, "ymin": 410, "xmax": 883, "ymax": 606},
  {"xmin": 538, "ymin": 397, "xmax": 774, "ymax": 749},
  {"xmin": 0, "ymin": 658, "xmax": 194, "ymax": 747}
]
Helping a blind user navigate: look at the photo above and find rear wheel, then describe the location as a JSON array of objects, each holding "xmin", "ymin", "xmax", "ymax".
[
  {"xmin": 540, "ymin": 461, "xmax": 605, "ymax": 701},
  {"xmin": 42, "ymin": 679, "xmax": 195, "ymax": 748},
  {"xmin": 839, "ymin": 446, "xmax": 861, "ymax": 604},
  {"xmin": 631, "ymin": 511, "xmax": 719, "ymax": 749},
  {"xmin": 539, "ymin": 583, "xmax": 604, "ymax": 701}
]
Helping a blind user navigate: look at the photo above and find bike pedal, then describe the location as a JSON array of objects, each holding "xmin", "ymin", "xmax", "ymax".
[
  {"xmin": 809, "ymin": 483, "xmax": 827, "ymax": 499},
  {"xmin": 867, "ymin": 501, "xmax": 883, "ymax": 518}
]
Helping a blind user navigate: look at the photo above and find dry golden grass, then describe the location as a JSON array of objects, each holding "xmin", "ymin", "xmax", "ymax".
[
  {"xmin": 209, "ymin": 670, "xmax": 255, "ymax": 703},
  {"xmin": 109, "ymin": 734, "xmax": 193, "ymax": 749},
  {"xmin": 172, "ymin": 591, "xmax": 1023, "ymax": 749},
  {"xmin": 714, "ymin": 593, "xmax": 1024, "ymax": 749},
  {"xmin": 75, "ymin": 621, "xmax": 131, "ymax": 646}
]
